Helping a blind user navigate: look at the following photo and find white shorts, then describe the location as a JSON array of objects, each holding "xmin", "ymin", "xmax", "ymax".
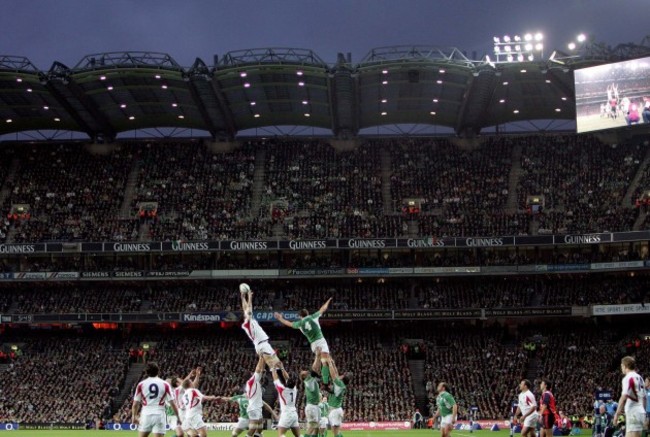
[
  {"xmin": 441, "ymin": 414, "xmax": 454, "ymax": 427},
  {"xmin": 185, "ymin": 414, "xmax": 206, "ymax": 431},
  {"xmin": 235, "ymin": 417, "xmax": 250, "ymax": 430},
  {"xmin": 320, "ymin": 417, "xmax": 329, "ymax": 428},
  {"xmin": 523, "ymin": 412, "xmax": 539, "ymax": 428},
  {"xmin": 278, "ymin": 411, "xmax": 299, "ymax": 429},
  {"xmin": 625, "ymin": 407, "xmax": 646, "ymax": 432},
  {"xmin": 310, "ymin": 338, "xmax": 330, "ymax": 354},
  {"xmin": 247, "ymin": 408, "xmax": 263, "ymax": 421},
  {"xmin": 255, "ymin": 341, "xmax": 276, "ymax": 356},
  {"xmin": 305, "ymin": 404, "xmax": 320, "ymax": 424},
  {"xmin": 328, "ymin": 407, "xmax": 344, "ymax": 427},
  {"xmin": 139, "ymin": 412, "xmax": 166, "ymax": 434}
]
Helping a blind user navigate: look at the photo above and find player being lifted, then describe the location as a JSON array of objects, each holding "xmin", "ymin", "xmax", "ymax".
[
  {"xmin": 515, "ymin": 379, "xmax": 539, "ymax": 437},
  {"xmin": 246, "ymin": 355, "xmax": 274, "ymax": 437},
  {"xmin": 271, "ymin": 364, "xmax": 300, "ymax": 437},
  {"xmin": 274, "ymin": 297, "xmax": 334, "ymax": 383},
  {"xmin": 326, "ymin": 357, "xmax": 350, "ymax": 437},
  {"xmin": 302, "ymin": 347, "xmax": 323, "ymax": 437},
  {"xmin": 132, "ymin": 362, "xmax": 180, "ymax": 437},
  {"xmin": 433, "ymin": 382, "xmax": 457, "ymax": 437},
  {"xmin": 218, "ymin": 386, "xmax": 277, "ymax": 437},
  {"xmin": 240, "ymin": 283, "xmax": 282, "ymax": 369}
]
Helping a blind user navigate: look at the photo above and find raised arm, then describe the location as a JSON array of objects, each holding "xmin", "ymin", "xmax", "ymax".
[
  {"xmin": 270, "ymin": 366, "xmax": 279, "ymax": 381},
  {"xmin": 247, "ymin": 289, "xmax": 254, "ymax": 313},
  {"xmin": 318, "ymin": 297, "xmax": 333, "ymax": 315},
  {"xmin": 329, "ymin": 357, "xmax": 340, "ymax": 380},
  {"xmin": 263, "ymin": 401, "xmax": 279, "ymax": 420},
  {"xmin": 240, "ymin": 290, "xmax": 250, "ymax": 314},
  {"xmin": 312, "ymin": 347, "xmax": 322, "ymax": 373},
  {"xmin": 255, "ymin": 355, "xmax": 265, "ymax": 373},
  {"xmin": 192, "ymin": 367, "xmax": 201, "ymax": 388},
  {"xmin": 273, "ymin": 312, "xmax": 294, "ymax": 328}
]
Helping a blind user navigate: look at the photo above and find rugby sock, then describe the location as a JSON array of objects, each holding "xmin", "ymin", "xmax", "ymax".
[{"xmin": 321, "ymin": 364, "xmax": 330, "ymax": 384}]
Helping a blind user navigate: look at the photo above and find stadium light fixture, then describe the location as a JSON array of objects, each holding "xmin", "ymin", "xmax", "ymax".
[
  {"xmin": 381, "ymin": 99, "xmax": 387, "ymax": 103},
  {"xmin": 568, "ymin": 42, "xmax": 576, "ymax": 50},
  {"xmin": 155, "ymin": 74, "xmax": 161, "ymax": 79},
  {"xmin": 254, "ymin": 113, "xmax": 260, "ymax": 118},
  {"xmin": 296, "ymin": 71, "xmax": 304, "ymax": 76},
  {"xmin": 555, "ymin": 108, "xmax": 561, "ymax": 112},
  {"xmin": 240, "ymin": 72, "xmax": 247, "ymax": 78},
  {"xmin": 499, "ymin": 99, "xmax": 505, "ymax": 103},
  {"xmin": 26, "ymin": 88, "xmax": 32, "ymax": 92},
  {"xmin": 298, "ymin": 81, "xmax": 305, "ymax": 86},
  {"xmin": 244, "ymin": 83, "xmax": 251, "ymax": 88},
  {"xmin": 43, "ymin": 106, "xmax": 49, "ymax": 110},
  {"xmin": 577, "ymin": 34, "xmax": 586, "ymax": 43},
  {"xmin": 304, "ymin": 113, "xmax": 310, "ymax": 117},
  {"xmin": 250, "ymin": 101, "xmax": 256, "ymax": 106},
  {"xmin": 382, "ymin": 80, "xmax": 388, "ymax": 85},
  {"xmin": 436, "ymin": 80, "xmax": 443, "ymax": 84},
  {"xmin": 432, "ymin": 99, "xmax": 438, "ymax": 102},
  {"xmin": 128, "ymin": 116, "xmax": 135, "ymax": 120},
  {"xmin": 161, "ymin": 85, "xmax": 168, "ymax": 89},
  {"xmin": 99, "ymin": 76, "xmax": 106, "ymax": 81},
  {"xmin": 172, "ymin": 103, "xmax": 178, "ymax": 107},
  {"xmin": 120, "ymin": 104, "xmax": 127, "ymax": 108},
  {"xmin": 381, "ymin": 111, "xmax": 387, "ymax": 115},
  {"xmin": 54, "ymin": 117, "xmax": 60, "ymax": 122},
  {"xmin": 513, "ymin": 109, "xmax": 519, "ymax": 114},
  {"xmin": 430, "ymin": 111, "xmax": 436, "ymax": 115},
  {"xmin": 439, "ymin": 69, "xmax": 445, "ymax": 74},
  {"xmin": 5, "ymin": 119, "xmax": 12, "ymax": 123},
  {"xmin": 16, "ymin": 78, "xmax": 22, "ymax": 82},
  {"xmin": 178, "ymin": 115, "xmax": 184, "ymax": 119},
  {"xmin": 493, "ymin": 31, "xmax": 543, "ymax": 63},
  {"xmin": 107, "ymin": 86, "xmax": 114, "ymax": 91},
  {"xmin": 382, "ymin": 69, "xmax": 388, "ymax": 74},
  {"xmin": 302, "ymin": 100, "xmax": 309, "ymax": 105}
]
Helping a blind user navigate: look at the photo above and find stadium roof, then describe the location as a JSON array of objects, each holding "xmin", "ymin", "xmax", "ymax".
[{"xmin": 0, "ymin": 44, "xmax": 648, "ymax": 140}]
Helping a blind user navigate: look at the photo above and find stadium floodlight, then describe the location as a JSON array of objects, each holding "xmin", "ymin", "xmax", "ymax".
[
  {"xmin": 577, "ymin": 34, "xmax": 586, "ymax": 43},
  {"xmin": 568, "ymin": 42, "xmax": 577, "ymax": 50},
  {"xmin": 492, "ymin": 30, "xmax": 543, "ymax": 63}
]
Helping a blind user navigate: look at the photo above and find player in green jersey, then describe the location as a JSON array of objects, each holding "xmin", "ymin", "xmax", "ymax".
[
  {"xmin": 217, "ymin": 390, "xmax": 276, "ymax": 437},
  {"xmin": 318, "ymin": 395, "xmax": 330, "ymax": 437},
  {"xmin": 326, "ymin": 358, "xmax": 350, "ymax": 437},
  {"xmin": 274, "ymin": 297, "xmax": 333, "ymax": 383},
  {"xmin": 433, "ymin": 382, "xmax": 457, "ymax": 437},
  {"xmin": 301, "ymin": 347, "xmax": 323, "ymax": 437}
]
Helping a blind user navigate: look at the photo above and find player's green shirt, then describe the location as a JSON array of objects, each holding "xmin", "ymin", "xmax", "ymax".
[
  {"xmin": 319, "ymin": 401, "xmax": 329, "ymax": 417},
  {"xmin": 232, "ymin": 394, "xmax": 249, "ymax": 419},
  {"xmin": 436, "ymin": 391, "xmax": 456, "ymax": 416},
  {"xmin": 304, "ymin": 375, "xmax": 321, "ymax": 405},
  {"xmin": 327, "ymin": 378, "xmax": 346, "ymax": 409},
  {"xmin": 292, "ymin": 312, "xmax": 324, "ymax": 343},
  {"xmin": 165, "ymin": 404, "xmax": 175, "ymax": 417}
]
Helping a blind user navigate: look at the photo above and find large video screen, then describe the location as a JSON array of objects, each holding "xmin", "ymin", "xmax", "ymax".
[{"xmin": 575, "ymin": 56, "xmax": 650, "ymax": 133}]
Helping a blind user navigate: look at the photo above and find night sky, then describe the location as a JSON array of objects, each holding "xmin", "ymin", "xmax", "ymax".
[{"xmin": 1, "ymin": 0, "xmax": 648, "ymax": 70}]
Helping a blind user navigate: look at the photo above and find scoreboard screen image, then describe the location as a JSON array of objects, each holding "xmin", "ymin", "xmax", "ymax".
[{"xmin": 574, "ymin": 56, "xmax": 650, "ymax": 133}]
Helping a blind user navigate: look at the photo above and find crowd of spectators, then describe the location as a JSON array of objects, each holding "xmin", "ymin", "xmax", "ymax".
[
  {"xmin": 4, "ymin": 144, "xmax": 133, "ymax": 242},
  {"xmin": 0, "ymin": 274, "xmax": 648, "ymax": 315},
  {"xmin": 263, "ymin": 140, "xmax": 390, "ymax": 238},
  {"xmin": 0, "ymin": 136, "xmax": 649, "ymax": 242},
  {"xmin": 131, "ymin": 142, "xmax": 259, "ymax": 241},
  {"xmin": 518, "ymin": 135, "xmax": 644, "ymax": 234},
  {"xmin": 0, "ymin": 332, "xmax": 128, "ymax": 423}
]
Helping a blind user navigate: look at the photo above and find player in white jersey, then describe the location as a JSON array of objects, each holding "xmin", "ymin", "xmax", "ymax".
[
  {"xmin": 168, "ymin": 367, "xmax": 201, "ymax": 437},
  {"xmin": 614, "ymin": 356, "xmax": 647, "ymax": 436},
  {"xmin": 270, "ymin": 364, "xmax": 300, "ymax": 437},
  {"xmin": 515, "ymin": 379, "xmax": 539, "ymax": 437},
  {"xmin": 241, "ymin": 285, "xmax": 282, "ymax": 369},
  {"xmin": 246, "ymin": 355, "xmax": 267, "ymax": 437},
  {"xmin": 132, "ymin": 362, "xmax": 180, "ymax": 437},
  {"xmin": 181, "ymin": 378, "xmax": 219, "ymax": 437}
]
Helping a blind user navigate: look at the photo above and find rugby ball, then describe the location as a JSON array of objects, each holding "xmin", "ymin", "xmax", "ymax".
[{"xmin": 239, "ymin": 283, "xmax": 251, "ymax": 294}]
